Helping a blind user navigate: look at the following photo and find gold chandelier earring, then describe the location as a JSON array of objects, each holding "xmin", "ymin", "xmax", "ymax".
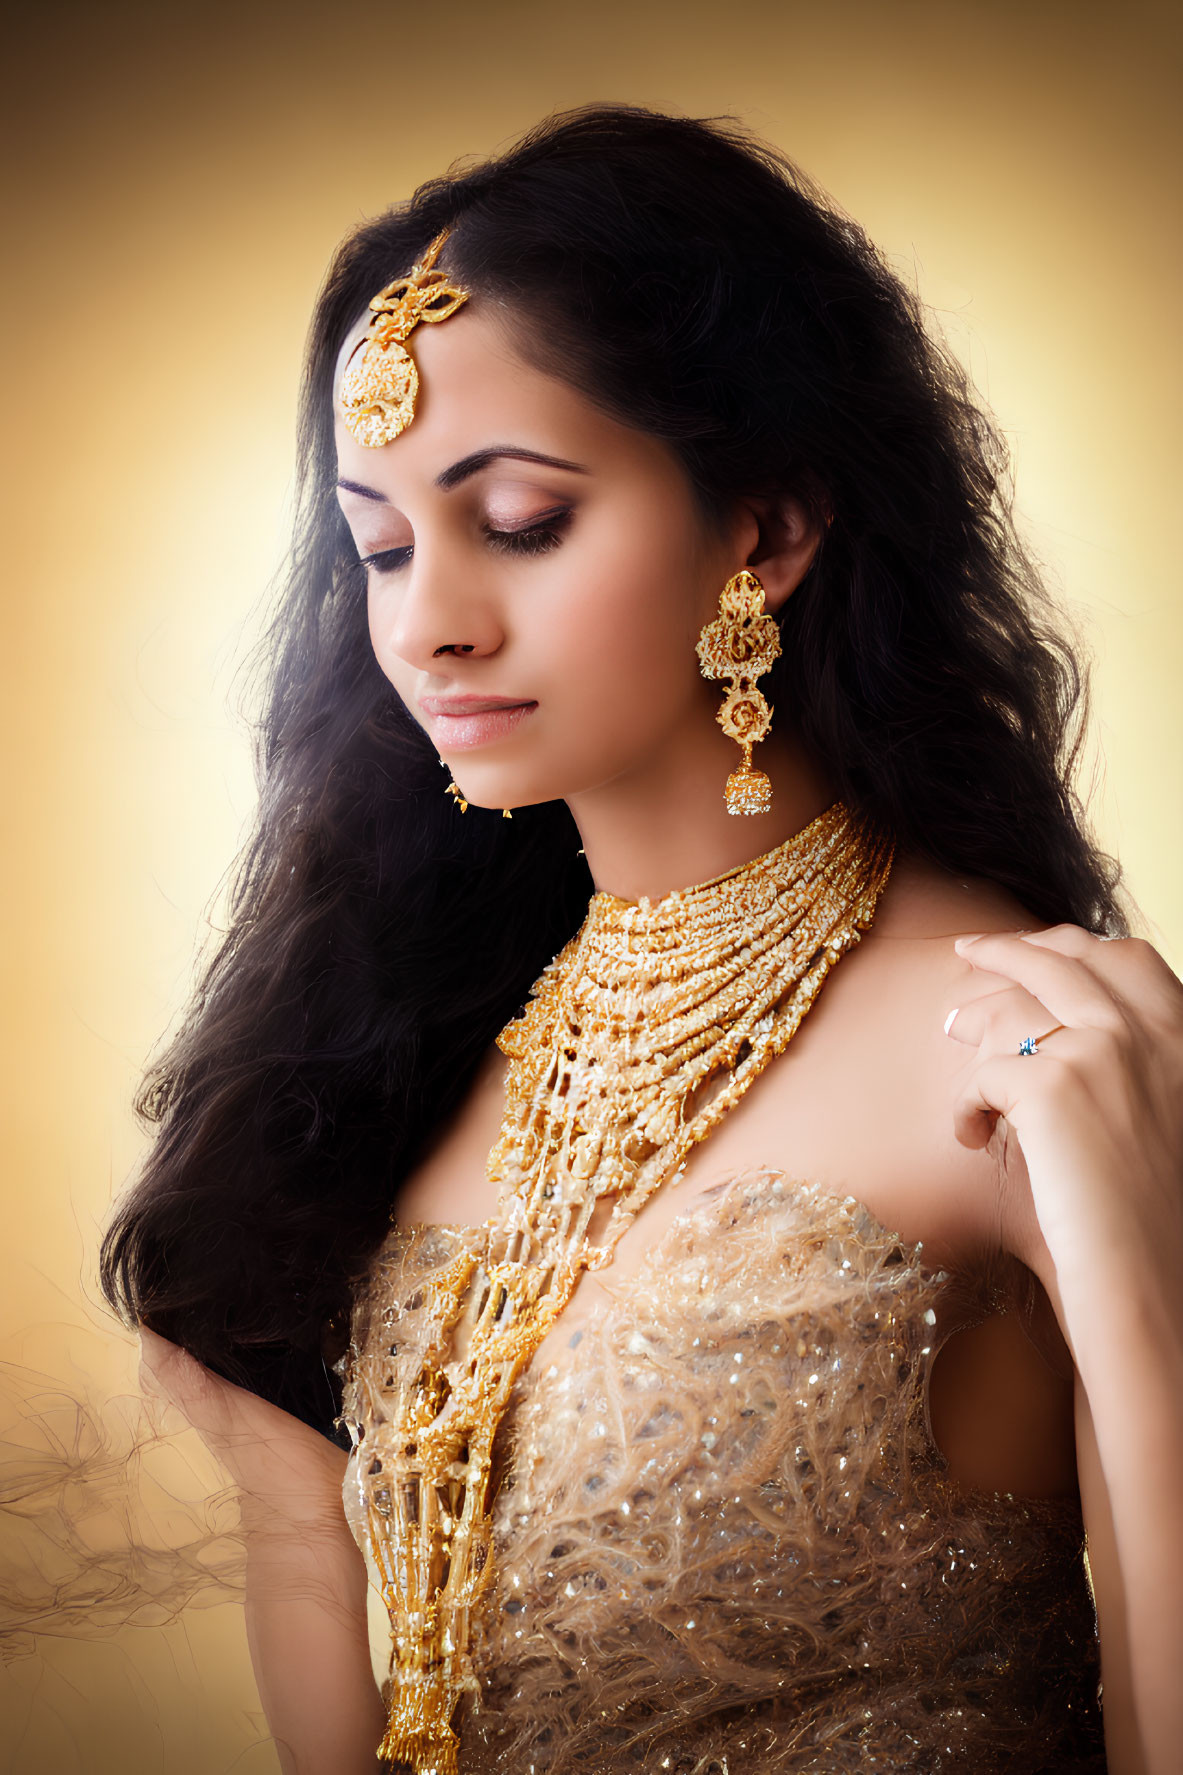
[{"xmin": 695, "ymin": 568, "xmax": 782, "ymax": 816}]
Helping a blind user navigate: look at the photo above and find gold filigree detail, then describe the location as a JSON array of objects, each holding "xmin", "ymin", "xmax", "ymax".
[
  {"xmin": 717, "ymin": 684, "xmax": 772, "ymax": 745},
  {"xmin": 342, "ymin": 801, "xmax": 895, "ymax": 1771},
  {"xmin": 695, "ymin": 568, "xmax": 782, "ymax": 816},
  {"xmin": 339, "ymin": 229, "xmax": 471, "ymax": 448}
]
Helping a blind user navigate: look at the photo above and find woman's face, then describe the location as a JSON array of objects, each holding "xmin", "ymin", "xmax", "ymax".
[{"xmin": 333, "ymin": 300, "xmax": 755, "ymax": 814}]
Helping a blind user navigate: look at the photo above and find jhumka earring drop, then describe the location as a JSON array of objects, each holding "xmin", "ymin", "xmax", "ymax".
[
  {"xmin": 339, "ymin": 228, "xmax": 470, "ymax": 447},
  {"xmin": 695, "ymin": 567, "xmax": 782, "ymax": 815}
]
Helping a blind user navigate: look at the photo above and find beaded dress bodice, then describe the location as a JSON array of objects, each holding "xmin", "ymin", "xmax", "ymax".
[{"xmin": 341, "ymin": 1170, "xmax": 1105, "ymax": 1773}]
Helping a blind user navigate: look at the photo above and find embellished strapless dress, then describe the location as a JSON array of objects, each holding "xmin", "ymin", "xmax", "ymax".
[{"xmin": 341, "ymin": 1172, "xmax": 1107, "ymax": 1773}]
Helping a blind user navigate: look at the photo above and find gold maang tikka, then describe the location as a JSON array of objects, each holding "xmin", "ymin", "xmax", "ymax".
[
  {"xmin": 339, "ymin": 228, "xmax": 471, "ymax": 448},
  {"xmin": 696, "ymin": 568, "xmax": 782, "ymax": 815}
]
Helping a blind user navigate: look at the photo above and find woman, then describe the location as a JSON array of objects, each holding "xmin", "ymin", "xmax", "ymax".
[{"xmin": 106, "ymin": 104, "xmax": 1183, "ymax": 1773}]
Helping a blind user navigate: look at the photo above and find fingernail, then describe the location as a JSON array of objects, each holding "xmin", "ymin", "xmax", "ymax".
[
  {"xmin": 954, "ymin": 934, "xmax": 982, "ymax": 950},
  {"xmin": 942, "ymin": 1007, "xmax": 959, "ymax": 1036}
]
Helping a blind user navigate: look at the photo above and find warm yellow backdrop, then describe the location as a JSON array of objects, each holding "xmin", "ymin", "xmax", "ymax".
[{"xmin": 2, "ymin": 1, "xmax": 1178, "ymax": 1769}]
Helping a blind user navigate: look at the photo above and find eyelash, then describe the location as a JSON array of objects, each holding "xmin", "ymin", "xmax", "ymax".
[{"xmin": 358, "ymin": 508, "xmax": 574, "ymax": 575}]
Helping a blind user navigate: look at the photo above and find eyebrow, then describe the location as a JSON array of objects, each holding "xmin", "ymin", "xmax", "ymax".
[{"xmin": 336, "ymin": 446, "xmax": 590, "ymax": 503}]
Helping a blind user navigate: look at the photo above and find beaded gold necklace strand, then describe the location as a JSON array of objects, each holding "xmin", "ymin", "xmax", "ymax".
[{"xmin": 346, "ymin": 799, "xmax": 895, "ymax": 1773}]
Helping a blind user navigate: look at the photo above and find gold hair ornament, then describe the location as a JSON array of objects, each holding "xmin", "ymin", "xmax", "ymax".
[
  {"xmin": 339, "ymin": 229, "xmax": 470, "ymax": 447},
  {"xmin": 696, "ymin": 568, "xmax": 782, "ymax": 816}
]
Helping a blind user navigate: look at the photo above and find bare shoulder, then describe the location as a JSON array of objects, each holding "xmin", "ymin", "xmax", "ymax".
[
  {"xmin": 866, "ymin": 841, "xmax": 1040, "ymax": 944},
  {"xmin": 719, "ymin": 843, "xmax": 1048, "ymax": 1266},
  {"xmin": 850, "ymin": 844, "xmax": 1042, "ymax": 1050}
]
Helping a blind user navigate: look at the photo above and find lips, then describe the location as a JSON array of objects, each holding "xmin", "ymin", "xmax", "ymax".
[
  {"xmin": 420, "ymin": 695, "xmax": 530, "ymax": 716},
  {"xmin": 419, "ymin": 695, "xmax": 537, "ymax": 750}
]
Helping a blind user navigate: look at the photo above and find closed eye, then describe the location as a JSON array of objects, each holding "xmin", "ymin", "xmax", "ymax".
[
  {"xmin": 358, "ymin": 506, "xmax": 574, "ymax": 575},
  {"xmin": 483, "ymin": 505, "xmax": 574, "ymax": 556},
  {"xmin": 358, "ymin": 544, "xmax": 414, "ymax": 573}
]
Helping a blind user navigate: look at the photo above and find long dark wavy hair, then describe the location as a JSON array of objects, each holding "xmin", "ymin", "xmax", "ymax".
[{"xmin": 100, "ymin": 103, "xmax": 1130, "ymax": 1442}]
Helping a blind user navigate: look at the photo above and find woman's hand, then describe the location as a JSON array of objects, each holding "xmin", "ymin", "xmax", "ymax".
[
  {"xmin": 943, "ymin": 924, "xmax": 1183, "ymax": 1292},
  {"xmin": 943, "ymin": 923, "xmax": 1183, "ymax": 1775}
]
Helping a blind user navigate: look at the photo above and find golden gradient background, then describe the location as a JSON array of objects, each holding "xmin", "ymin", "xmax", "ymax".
[{"xmin": 1, "ymin": 1, "xmax": 1178, "ymax": 1769}]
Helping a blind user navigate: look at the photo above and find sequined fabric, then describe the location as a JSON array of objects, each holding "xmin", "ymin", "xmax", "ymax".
[{"xmin": 342, "ymin": 1173, "xmax": 1106, "ymax": 1773}]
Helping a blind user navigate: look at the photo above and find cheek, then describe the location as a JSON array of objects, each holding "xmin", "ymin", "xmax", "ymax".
[
  {"xmin": 557, "ymin": 522, "xmax": 705, "ymax": 674},
  {"xmin": 366, "ymin": 589, "xmax": 418, "ymax": 700},
  {"xmin": 534, "ymin": 525, "xmax": 711, "ymax": 738},
  {"xmin": 366, "ymin": 592, "xmax": 387, "ymax": 672}
]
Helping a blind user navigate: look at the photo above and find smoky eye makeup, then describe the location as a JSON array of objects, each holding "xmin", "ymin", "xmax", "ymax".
[
  {"xmin": 356, "ymin": 502, "xmax": 576, "ymax": 573},
  {"xmin": 483, "ymin": 501, "xmax": 574, "ymax": 550}
]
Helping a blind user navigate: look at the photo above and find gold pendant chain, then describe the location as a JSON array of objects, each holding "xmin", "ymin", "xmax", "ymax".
[{"xmin": 352, "ymin": 800, "xmax": 895, "ymax": 1772}]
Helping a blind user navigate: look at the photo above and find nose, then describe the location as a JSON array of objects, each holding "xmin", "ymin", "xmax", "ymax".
[{"xmin": 371, "ymin": 547, "xmax": 504, "ymax": 671}]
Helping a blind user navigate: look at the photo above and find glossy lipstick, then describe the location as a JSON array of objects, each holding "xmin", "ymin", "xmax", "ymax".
[{"xmin": 419, "ymin": 694, "xmax": 536, "ymax": 750}]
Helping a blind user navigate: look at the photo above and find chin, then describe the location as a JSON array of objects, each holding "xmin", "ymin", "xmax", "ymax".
[
  {"xmin": 443, "ymin": 759, "xmax": 567, "ymax": 811},
  {"xmin": 445, "ymin": 743, "xmax": 638, "ymax": 811},
  {"xmin": 446, "ymin": 774, "xmax": 552, "ymax": 813}
]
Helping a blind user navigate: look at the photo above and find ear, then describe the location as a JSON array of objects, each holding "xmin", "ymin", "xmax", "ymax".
[{"xmin": 736, "ymin": 495, "xmax": 824, "ymax": 614}]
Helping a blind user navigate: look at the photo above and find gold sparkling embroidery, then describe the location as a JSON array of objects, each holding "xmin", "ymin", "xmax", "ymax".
[{"xmin": 345, "ymin": 1179, "xmax": 1105, "ymax": 1774}]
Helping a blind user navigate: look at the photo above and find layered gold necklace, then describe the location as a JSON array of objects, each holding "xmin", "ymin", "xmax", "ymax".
[{"xmin": 352, "ymin": 799, "xmax": 895, "ymax": 1772}]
